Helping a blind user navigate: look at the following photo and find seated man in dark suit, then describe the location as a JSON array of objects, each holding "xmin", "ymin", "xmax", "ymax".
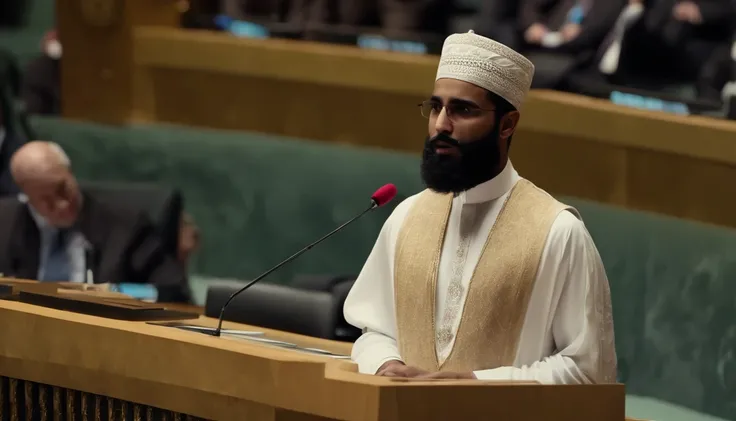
[
  {"xmin": 612, "ymin": 0, "xmax": 736, "ymax": 86},
  {"xmin": 519, "ymin": 0, "xmax": 625, "ymax": 88},
  {"xmin": 0, "ymin": 141, "xmax": 190, "ymax": 303}
]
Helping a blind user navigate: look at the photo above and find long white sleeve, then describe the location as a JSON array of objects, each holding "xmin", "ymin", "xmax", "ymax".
[
  {"xmin": 473, "ymin": 212, "xmax": 618, "ymax": 384},
  {"xmin": 344, "ymin": 197, "xmax": 416, "ymax": 374}
]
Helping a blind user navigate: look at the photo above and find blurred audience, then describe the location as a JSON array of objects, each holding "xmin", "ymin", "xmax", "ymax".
[
  {"xmin": 607, "ymin": 0, "xmax": 736, "ymax": 88},
  {"xmin": 12, "ymin": 0, "xmax": 736, "ymax": 130},
  {"xmin": 0, "ymin": 141, "xmax": 191, "ymax": 302},
  {"xmin": 517, "ymin": 0, "xmax": 625, "ymax": 88},
  {"xmin": 696, "ymin": 25, "xmax": 736, "ymax": 102},
  {"xmin": 22, "ymin": 29, "xmax": 61, "ymax": 116}
]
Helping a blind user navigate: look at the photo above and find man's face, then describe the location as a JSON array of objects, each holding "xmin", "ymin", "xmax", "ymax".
[
  {"xmin": 22, "ymin": 169, "xmax": 81, "ymax": 228},
  {"xmin": 420, "ymin": 78, "xmax": 511, "ymax": 194},
  {"xmin": 427, "ymin": 78, "xmax": 498, "ymax": 151}
]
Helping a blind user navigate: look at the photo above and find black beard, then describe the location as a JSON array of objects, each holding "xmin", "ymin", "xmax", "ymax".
[{"xmin": 420, "ymin": 127, "xmax": 503, "ymax": 194}]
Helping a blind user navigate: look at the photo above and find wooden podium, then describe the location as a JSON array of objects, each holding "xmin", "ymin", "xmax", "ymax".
[{"xmin": 0, "ymin": 300, "xmax": 625, "ymax": 420}]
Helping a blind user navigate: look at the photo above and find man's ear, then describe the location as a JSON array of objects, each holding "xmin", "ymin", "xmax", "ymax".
[{"xmin": 500, "ymin": 111, "xmax": 520, "ymax": 139}]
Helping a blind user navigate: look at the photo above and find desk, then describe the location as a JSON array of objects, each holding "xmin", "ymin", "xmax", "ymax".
[
  {"xmin": 162, "ymin": 302, "xmax": 205, "ymax": 315},
  {"xmin": 0, "ymin": 299, "xmax": 625, "ymax": 420}
]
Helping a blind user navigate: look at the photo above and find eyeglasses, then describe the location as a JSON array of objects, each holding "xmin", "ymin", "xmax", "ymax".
[{"xmin": 418, "ymin": 100, "xmax": 495, "ymax": 121}]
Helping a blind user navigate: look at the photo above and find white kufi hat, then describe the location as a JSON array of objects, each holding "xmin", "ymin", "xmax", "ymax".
[{"xmin": 436, "ymin": 31, "xmax": 535, "ymax": 110}]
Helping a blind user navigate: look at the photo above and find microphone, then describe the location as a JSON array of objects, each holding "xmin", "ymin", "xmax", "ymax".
[{"xmin": 209, "ymin": 183, "xmax": 397, "ymax": 337}]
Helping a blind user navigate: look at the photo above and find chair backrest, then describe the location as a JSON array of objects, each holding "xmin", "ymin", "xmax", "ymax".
[
  {"xmin": 290, "ymin": 274, "xmax": 354, "ymax": 292},
  {"xmin": 288, "ymin": 275, "xmax": 361, "ymax": 342},
  {"xmin": 204, "ymin": 283, "xmax": 340, "ymax": 340},
  {"xmin": 80, "ymin": 181, "xmax": 183, "ymax": 257},
  {"xmin": 330, "ymin": 279, "xmax": 361, "ymax": 342}
]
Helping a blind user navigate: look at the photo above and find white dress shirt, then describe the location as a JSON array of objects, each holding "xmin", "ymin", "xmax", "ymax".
[{"xmin": 344, "ymin": 161, "xmax": 617, "ymax": 384}]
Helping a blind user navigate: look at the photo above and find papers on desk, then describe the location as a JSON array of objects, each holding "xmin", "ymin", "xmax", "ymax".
[
  {"xmin": 165, "ymin": 324, "xmax": 264, "ymax": 337},
  {"xmin": 231, "ymin": 335, "xmax": 351, "ymax": 359},
  {"xmin": 153, "ymin": 322, "xmax": 351, "ymax": 359}
]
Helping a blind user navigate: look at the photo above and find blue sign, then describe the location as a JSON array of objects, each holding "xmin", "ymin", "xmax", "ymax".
[
  {"xmin": 610, "ymin": 91, "xmax": 690, "ymax": 115},
  {"xmin": 357, "ymin": 35, "xmax": 427, "ymax": 55}
]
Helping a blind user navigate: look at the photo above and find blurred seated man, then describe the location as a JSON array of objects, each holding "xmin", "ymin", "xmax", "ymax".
[
  {"xmin": 0, "ymin": 141, "xmax": 190, "ymax": 303},
  {"xmin": 611, "ymin": 0, "xmax": 736, "ymax": 87},
  {"xmin": 696, "ymin": 28, "xmax": 735, "ymax": 102},
  {"xmin": 519, "ymin": 0, "xmax": 625, "ymax": 88}
]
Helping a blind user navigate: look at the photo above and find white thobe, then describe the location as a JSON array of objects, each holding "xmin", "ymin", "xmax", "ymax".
[{"xmin": 344, "ymin": 161, "xmax": 617, "ymax": 384}]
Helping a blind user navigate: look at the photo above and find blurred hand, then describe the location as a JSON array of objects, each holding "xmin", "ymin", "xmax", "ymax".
[
  {"xmin": 376, "ymin": 360, "xmax": 429, "ymax": 377},
  {"xmin": 42, "ymin": 29, "xmax": 62, "ymax": 59},
  {"xmin": 561, "ymin": 23, "xmax": 582, "ymax": 41},
  {"xmin": 416, "ymin": 371, "xmax": 477, "ymax": 380},
  {"xmin": 673, "ymin": 1, "xmax": 702, "ymax": 24},
  {"xmin": 524, "ymin": 23, "xmax": 549, "ymax": 44}
]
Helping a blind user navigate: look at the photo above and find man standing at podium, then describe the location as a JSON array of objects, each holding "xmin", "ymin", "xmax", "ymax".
[{"xmin": 343, "ymin": 31, "xmax": 617, "ymax": 384}]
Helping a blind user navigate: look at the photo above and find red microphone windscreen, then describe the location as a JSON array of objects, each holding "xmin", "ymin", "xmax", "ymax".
[{"xmin": 371, "ymin": 184, "xmax": 398, "ymax": 207}]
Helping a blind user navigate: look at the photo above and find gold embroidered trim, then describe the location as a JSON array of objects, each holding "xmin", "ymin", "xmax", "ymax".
[{"xmin": 395, "ymin": 180, "xmax": 571, "ymax": 372}]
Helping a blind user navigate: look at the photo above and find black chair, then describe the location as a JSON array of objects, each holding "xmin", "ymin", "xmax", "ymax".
[
  {"xmin": 290, "ymin": 274, "xmax": 361, "ymax": 342},
  {"xmin": 80, "ymin": 182, "xmax": 183, "ymax": 257},
  {"xmin": 204, "ymin": 283, "xmax": 342, "ymax": 340},
  {"xmin": 330, "ymin": 280, "xmax": 361, "ymax": 342},
  {"xmin": 290, "ymin": 274, "xmax": 354, "ymax": 292}
]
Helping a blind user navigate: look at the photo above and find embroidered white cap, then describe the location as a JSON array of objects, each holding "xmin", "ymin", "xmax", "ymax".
[{"xmin": 435, "ymin": 30, "xmax": 535, "ymax": 110}]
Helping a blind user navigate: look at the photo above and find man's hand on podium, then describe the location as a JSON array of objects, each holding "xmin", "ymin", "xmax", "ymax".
[
  {"xmin": 416, "ymin": 371, "xmax": 477, "ymax": 380},
  {"xmin": 376, "ymin": 361, "xmax": 477, "ymax": 379},
  {"xmin": 376, "ymin": 360, "xmax": 429, "ymax": 377}
]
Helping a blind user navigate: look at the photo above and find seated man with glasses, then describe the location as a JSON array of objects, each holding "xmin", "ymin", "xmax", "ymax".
[{"xmin": 343, "ymin": 30, "xmax": 617, "ymax": 384}]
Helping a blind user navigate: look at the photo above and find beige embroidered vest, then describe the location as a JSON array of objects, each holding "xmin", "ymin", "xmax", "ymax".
[{"xmin": 393, "ymin": 179, "xmax": 577, "ymax": 372}]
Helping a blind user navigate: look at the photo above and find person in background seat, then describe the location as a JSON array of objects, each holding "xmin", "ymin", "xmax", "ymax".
[
  {"xmin": 695, "ymin": 13, "xmax": 735, "ymax": 102},
  {"xmin": 611, "ymin": 0, "xmax": 736, "ymax": 87},
  {"xmin": 0, "ymin": 141, "xmax": 191, "ymax": 303},
  {"xmin": 514, "ymin": 0, "xmax": 624, "ymax": 88}
]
